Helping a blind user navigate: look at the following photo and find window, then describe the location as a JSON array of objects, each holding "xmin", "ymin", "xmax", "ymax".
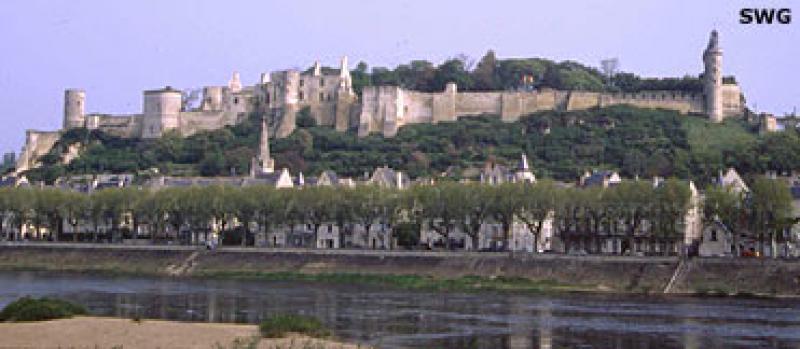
[
  {"xmin": 298, "ymin": 91, "xmax": 304, "ymax": 100},
  {"xmin": 320, "ymin": 92, "xmax": 325, "ymax": 101},
  {"xmin": 234, "ymin": 97, "xmax": 239, "ymax": 104},
  {"xmin": 320, "ymin": 78, "xmax": 325, "ymax": 87},
  {"xmin": 299, "ymin": 79, "xmax": 304, "ymax": 87},
  {"xmin": 710, "ymin": 230, "xmax": 718, "ymax": 241}
]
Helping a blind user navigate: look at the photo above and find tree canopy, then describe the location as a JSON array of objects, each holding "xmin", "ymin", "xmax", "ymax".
[{"xmin": 24, "ymin": 104, "xmax": 794, "ymax": 187}]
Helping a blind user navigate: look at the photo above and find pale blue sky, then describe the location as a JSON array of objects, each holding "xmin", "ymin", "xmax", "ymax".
[{"xmin": 0, "ymin": 0, "xmax": 797, "ymax": 154}]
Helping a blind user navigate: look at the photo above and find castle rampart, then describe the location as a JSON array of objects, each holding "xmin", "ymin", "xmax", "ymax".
[
  {"xmin": 13, "ymin": 31, "xmax": 745, "ymax": 174},
  {"xmin": 356, "ymin": 85, "xmax": 716, "ymax": 137}
]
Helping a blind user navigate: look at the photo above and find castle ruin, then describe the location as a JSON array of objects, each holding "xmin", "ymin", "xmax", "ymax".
[{"xmin": 15, "ymin": 31, "xmax": 743, "ymax": 174}]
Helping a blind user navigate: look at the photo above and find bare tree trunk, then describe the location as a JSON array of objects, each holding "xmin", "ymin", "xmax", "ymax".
[{"xmin": 241, "ymin": 224, "xmax": 248, "ymax": 247}]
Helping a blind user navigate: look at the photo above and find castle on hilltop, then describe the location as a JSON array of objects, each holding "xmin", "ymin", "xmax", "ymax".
[{"xmin": 15, "ymin": 31, "xmax": 743, "ymax": 174}]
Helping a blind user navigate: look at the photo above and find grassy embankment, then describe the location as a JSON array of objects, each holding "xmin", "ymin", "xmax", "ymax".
[{"xmin": 193, "ymin": 270, "xmax": 595, "ymax": 294}]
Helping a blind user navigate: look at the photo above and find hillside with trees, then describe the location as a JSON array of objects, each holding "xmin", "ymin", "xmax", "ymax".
[
  {"xmin": 347, "ymin": 51, "xmax": 707, "ymax": 95},
  {"xmin": 22, "ymin": 104, "xmax": 798, "ymax": 186}
]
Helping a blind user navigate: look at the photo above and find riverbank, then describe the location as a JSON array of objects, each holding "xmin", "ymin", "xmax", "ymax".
[
  {"xmin": 0, "ymin": 316, "xmax": 364, "ymax": 348},
  {"xmin": 1, "ymin": 243, "xmax": 798, "ymax": 297}
]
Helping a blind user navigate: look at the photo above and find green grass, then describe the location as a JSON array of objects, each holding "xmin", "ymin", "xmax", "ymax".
[
  {"xmin": 259, "ymin": 314, "xmax": 331, "ymax": 338},
  {"xmin": 193, "ymin": 271, "xmax": 589, "ymax": 294},
  {"xmin": 0, "ymin": 296, "xmax": 87, "ymax": 322}
]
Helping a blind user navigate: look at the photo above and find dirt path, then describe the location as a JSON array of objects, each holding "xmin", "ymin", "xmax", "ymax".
[{"xmin": 0, "ymin": 316, "xmax": 365, "ymax": 349}]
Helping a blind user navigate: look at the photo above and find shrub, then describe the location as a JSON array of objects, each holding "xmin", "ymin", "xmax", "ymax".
[
  {"xmin": 259, "ymin": 314, "xmax": 331, "ymax": 338},
  {"xmin": 0, "ymin": 296, "xmax": 87, "ymax": 322}
]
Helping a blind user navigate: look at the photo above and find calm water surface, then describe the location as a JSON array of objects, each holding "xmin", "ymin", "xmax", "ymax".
[{"xmin": 1, "ymin": 271, "xmax": 799, "ymax": 349}]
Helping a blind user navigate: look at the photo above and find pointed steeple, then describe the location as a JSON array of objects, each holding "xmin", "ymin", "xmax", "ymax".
[
  {"xmin": 519, "ymin": 153, "xmax": 530, "ymax": 170},
  {"xmin": 312, "ymin": 61, "xmax": 322, "ymax": 76},
  {"xmin": 515, "ymin": 153, "xmax": 536, "ymax": 183},
  {"xmin": 251, "ymin": 117, "xmax": 274, "ymax": 177}
]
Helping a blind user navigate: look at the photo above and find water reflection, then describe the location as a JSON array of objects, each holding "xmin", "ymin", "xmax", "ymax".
[{"xmin": 1, "ymin": 271, "xmax": 799, "ymax": 349}]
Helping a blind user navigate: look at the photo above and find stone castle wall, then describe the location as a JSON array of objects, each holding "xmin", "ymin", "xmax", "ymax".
[
  {"xmin": 15, "ymin": 32, "xmax": 746, "ymax": 174},
  {"xmin": 179, "ymin": 111, "xmax": 240, "ymax": 136},
  {"xmin": 722, "ymin": 84, "xmax": 742, "ymax": 117},
  {"xmin": 88, "ymin": 114, "xmax": 142, "ymax": 138},
  {"xmin": 15, "ymin": 131, "xmax": 61, "ymax": 173},
  {"xmin": 357, "ymin": 85, "xmax": 712, "ymax": 137}
]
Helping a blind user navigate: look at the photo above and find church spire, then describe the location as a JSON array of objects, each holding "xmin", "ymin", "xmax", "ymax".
[
  {"xmin": 251, "ymin": 117, "xmax": 274, "ymax": 176},
  {"xmin": 312, "ymin": 61, "xmax": 322, "ymax": 76},
  {"xmin": 519, "ymin": 153, "xmax": 530, "ymax": 171}
]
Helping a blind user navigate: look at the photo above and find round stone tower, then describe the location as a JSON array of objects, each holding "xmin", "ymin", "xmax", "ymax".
[
  {"xmin": 703, "ymin": 30, "xmax": 723, "ymax": 123},
  {"xmin": 142, "ymin": 87, "xmax": 182, "ymax": 138},
  {"xmin": 63, "ymin": 89, "xmax": 86, "ymax": 129}
]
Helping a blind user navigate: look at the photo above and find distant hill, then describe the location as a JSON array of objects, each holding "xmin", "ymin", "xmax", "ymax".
[{"xmin": 24, "ymin": 105, "xmax": 799, "ymax": 185}]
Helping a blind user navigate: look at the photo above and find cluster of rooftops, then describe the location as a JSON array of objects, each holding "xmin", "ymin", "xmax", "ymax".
[{"xmin": 3, "ymin": 154, "xmax": 792, "ymax": 203}]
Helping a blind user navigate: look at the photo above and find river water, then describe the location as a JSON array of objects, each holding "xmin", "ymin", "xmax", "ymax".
[{"xmin": 1, "ymin": 271, "xmax": 799, "ymax": 349}]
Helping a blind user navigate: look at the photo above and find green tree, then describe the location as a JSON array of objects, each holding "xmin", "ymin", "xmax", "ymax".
[
  {"xmin": 473, "ymin": 50, "xmax": 499, "ymax": 91},
  {"xmin": 750, "ymin": 178, "xmax": 793, "ymax": 257},
  {"xmin": 454, "ymin": 183, "xmax": 492, "ymax": 250},
  {"xmin": 61, "ymin": 191, "xmax": 89, "ymax": 242},
  {"xmin": 488, "ymin": 183, "xmax": 524, "ymax": 250},
  {"xmin": 652, "ymin": 179, "xmax": 692, "ymax": 255},
  {"xmin": 232, "ymin": 187, "xmax": 258, "ymax": 246}
]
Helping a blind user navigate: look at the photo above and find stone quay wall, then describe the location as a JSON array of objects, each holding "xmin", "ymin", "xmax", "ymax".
[{"xmin": 0, "ymin": 243, "xmax": 796, "ymax": 296}]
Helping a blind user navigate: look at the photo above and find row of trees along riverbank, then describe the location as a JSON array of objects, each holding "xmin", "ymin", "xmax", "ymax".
[{"xmin": 0, "ymin": 178, "xmax": 793, "ymax": 256}]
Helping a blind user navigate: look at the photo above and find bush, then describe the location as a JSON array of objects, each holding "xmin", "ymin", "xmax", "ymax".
[
  {"xmin": 0, "ymin": 296, "xmax": 87, "ymax": 322},
  {"xmin": 259, "ymin": 314, "xmax": 331, "ymax": 338}
]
